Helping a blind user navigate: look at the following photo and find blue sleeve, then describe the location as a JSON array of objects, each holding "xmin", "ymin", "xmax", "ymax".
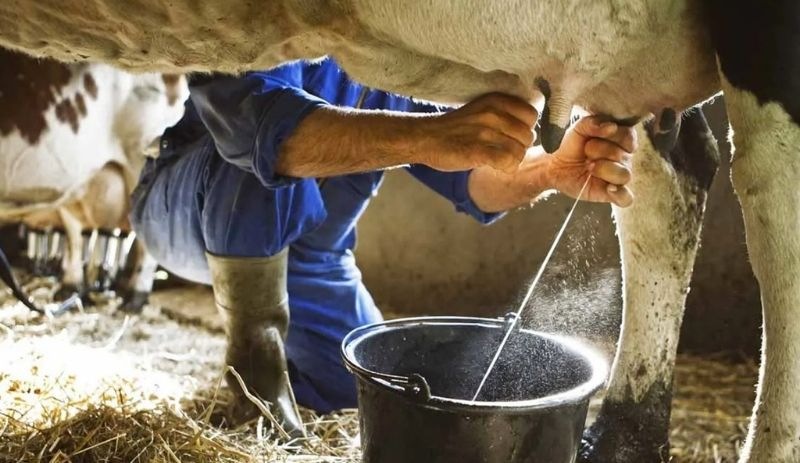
[
  {"xmin": 188, "ymin": 65, "xmax": 328, "ymax": 189},
  {"xmin": 404, "ymin": 165, "xmax": 504, "ymax": 224},
  {"xmin": 409, "ymin": 98, "xmax": 447, "ymax": 114}
]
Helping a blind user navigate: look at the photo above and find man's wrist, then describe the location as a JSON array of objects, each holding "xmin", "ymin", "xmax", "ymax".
[
  {"xmin": 533, "ymin": 152, "xmax": 555, "ymax": 192},
  {"xmin": 511, "ymin": 149, "xmax": 552, "ymax": 203},
  {"xmin": 397, "ymin": 115, "xmax": 437, "ymax": 166},
  {"xmin": 467, "ymin": 166, "xmax": 518, "ymax": 213}
]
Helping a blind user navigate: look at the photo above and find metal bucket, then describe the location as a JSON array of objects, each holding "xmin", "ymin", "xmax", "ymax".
[{"xmin": 342, "ymin": 316, "xmax": 607, "ymax": 463}]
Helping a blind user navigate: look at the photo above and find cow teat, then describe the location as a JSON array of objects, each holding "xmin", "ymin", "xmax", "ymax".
[
  {"xmin": 535, "ymin": 77, "xmax": 574, "ymax": 153},
  {"xmin": 646, "ymin": 108, "xmax": 681, "ymax": 153}
]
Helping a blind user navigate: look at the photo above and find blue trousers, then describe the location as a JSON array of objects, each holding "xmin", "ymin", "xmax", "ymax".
[{"xmin": 130, "ymin": 135, "xmax": 382, "ymax": 413}]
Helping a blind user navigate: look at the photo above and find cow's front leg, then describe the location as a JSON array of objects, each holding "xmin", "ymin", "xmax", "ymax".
[
  {"xmin": 579, "ymin": 111, "xmax": 719, "ymax": 462},
  {"xmin": 723, "ymin": 78, "xmax": 800, "ymax": 463},
  {"xmin": 115, "ymin": 237, "xmax": 157, "ymax": 313}
]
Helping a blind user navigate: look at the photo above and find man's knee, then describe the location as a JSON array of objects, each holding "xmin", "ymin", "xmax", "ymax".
[
  {"xmin": 285, "ymin": 326, "xmax": 360, "ymax": 413},
  {"xmin": 129, "ymin": 155, "xmax": 211, "ymax": 284},
  {"xmin": 201, "ymin": 163, "xmax": 325, "ymax": 258},
  {"xmin": 289, "ymin": 362, "xmax": 358, "ymax": 413}
]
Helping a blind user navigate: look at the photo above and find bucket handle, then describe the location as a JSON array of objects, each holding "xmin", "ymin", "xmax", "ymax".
[
  {"xmin": 342, "ymin": 315, "xmax": 513, "ymax": 403},
  {"xmin": 346, "ymin": 357, "xmax": 433, "ymax": 402},
  {"xmin": 342, "ymin": 322, "xmax": 435, "ymax": 402},
  {"xmin": 377, "ymin": 372, "xmax": 432, "ymax": 401}
]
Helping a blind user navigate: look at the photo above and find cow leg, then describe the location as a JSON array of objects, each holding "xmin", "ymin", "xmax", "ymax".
[
  {"xmin": 579, "ymin": 112, "xmax": 719, "ymax": 462},
  {"xmin": 701, "ymin": 1, "xmax": 800, "ymax": 460},
  {"xmin": 722, "ymin": 79, "xmax": 800, "ymax": 463},
  {"xmin": 115, "ymin": 238, "xmax": 157, "ymax": 313},
  {"xmin": 54, "ymin": 206, "xmax": 86, "ymax": 300}
]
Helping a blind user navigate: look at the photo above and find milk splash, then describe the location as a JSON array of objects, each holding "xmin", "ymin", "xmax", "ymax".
[{"xmin": 470, "ymin": 176, "xmax": 593, "ymax": 402}]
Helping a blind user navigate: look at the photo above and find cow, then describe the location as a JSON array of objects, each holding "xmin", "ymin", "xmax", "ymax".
[
  {"xmin": 0, "ymin": 1, "xmax": 796, "ymax": 462},
  {"xmin": 0, "ymin": 48, "xmax": 188, "ymax": 312}
]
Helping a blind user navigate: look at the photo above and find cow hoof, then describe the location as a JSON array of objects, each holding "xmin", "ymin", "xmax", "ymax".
[
  {"xmin": 578, "ymin": 422, "xmax": 670, "ymax": 463},
  {"xmin": 117, "ymin": 290, "xmax": 149, "ymax": 313},
  {"xmin": 54, "ymin": 284, "xmax": 85, "ymax": 303},
  {"xmin": 578, "ymin": 393, "xmax": 671, "ymax": 463}
]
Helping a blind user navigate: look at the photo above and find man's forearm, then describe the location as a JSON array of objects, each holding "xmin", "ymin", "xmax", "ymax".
[
  {"xmin": 277, "ymin": 92, "xmax": 541, "ymax": 178},
  {"xmin": 467, "ymin": 149, "xmax": 552, "ymax": 213},
  {"xmin": 276, "ymin": 106, "xmax": 431, "ymax": 177}
]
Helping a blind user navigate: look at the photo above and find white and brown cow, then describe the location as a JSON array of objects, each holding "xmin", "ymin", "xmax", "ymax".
[
  {"xmin": 0, "ymin": 1, "xmax": 797, "ymax": 462},
  {"xmin": 0, "ymin": 48, "xmax": 187, "ymax": 312}
]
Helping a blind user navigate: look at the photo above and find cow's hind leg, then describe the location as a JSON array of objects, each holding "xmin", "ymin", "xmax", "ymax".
[
  {"xmin": 702, "ymin": 1, "xmax": 800, "ymax": 460},
  {"xmin": 54, "ymin": 206, "xmax": 86, "ymax": 300},
  {"xmin": 579, "ymin": 111, "xmax": 719, "ymax": 462},
  {"xmin": 722, "ymin": 73, "xmax": 800, "ymax": 463}
]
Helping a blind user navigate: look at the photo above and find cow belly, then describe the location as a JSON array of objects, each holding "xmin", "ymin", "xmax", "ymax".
[
  {"xmin": 0, "ymin": 1, "xmax": 291, "ymax": 73},
  {"xmin": 343, "ymin": 0, "xmax": 720, "ymax": 117},
  {"xmin": 0, "ymin": 114, "xmax": 122, "ymax": 207},
  {"xmin": 0, "ymin": 62, "xmax": 128, "ymax": 207},
  {"xmin": 1, "ymin": 0, "xmax": 719, "ymax": 120},
  {"xmin": 0, "ymin": 58, "xmax": 186, "ymax": 217}
]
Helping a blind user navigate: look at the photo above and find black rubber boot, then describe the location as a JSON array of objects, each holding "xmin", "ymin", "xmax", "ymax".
[{"xmin": 207, "ymin": 249, "xmax": 305, "ymax": 437}]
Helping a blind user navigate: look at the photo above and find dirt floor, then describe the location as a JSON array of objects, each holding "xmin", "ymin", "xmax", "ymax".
[{"xmin": 0, "ymin": 280, "xmax": 757, "ymax": 463}]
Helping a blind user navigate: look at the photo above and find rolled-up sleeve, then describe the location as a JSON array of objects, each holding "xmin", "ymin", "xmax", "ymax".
[
  {"xmin": 405, "ymin": 165, "xmax": 505, "ymax": 225},
  {"xmin": 392, "ymin": 95, "xmax": 505, "ymax": 224},
  {"xmin": 398, "ymin": 98, "xmax": 503, "ymax": 223},
  {"xmin": 188, "ymin": 68, "xmax": 328, "ymax": 188}
]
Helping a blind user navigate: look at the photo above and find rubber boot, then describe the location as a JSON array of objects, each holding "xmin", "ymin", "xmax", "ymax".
[{"xmin": 206, "ymin": 249, "xmax": 304, "ymax": 437}]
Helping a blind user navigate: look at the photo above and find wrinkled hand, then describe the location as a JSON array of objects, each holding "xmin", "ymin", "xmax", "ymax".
[
  {"xmin": 545, "ymin": 116, "xmax": 637, "ymax": 207},
  {"xmin": 412, "ymin": 93, "xmax": 538, "ymax": 173}
]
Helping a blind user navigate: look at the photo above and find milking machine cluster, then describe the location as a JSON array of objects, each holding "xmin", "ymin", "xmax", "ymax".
[
  {"xmin": 19, "ymin": 224, "xmax": 136, "ymax": 299},
  {"xmin": 23, "ymin": 227, "xmax": 65, "ymax": 276}
]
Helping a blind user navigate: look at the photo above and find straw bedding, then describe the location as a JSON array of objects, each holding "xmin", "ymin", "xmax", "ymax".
[{"xmin": 0, "ymin": 280, "xmax": 757, "ymax": 463}]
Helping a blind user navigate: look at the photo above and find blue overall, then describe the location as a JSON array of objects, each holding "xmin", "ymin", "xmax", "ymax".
[{"xmin": 130, "ymin": 58, "xmax": 502, "ymax": 413}]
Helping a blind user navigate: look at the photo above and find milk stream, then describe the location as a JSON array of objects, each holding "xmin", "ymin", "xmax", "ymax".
[{"xmin": 470, "ymin": 176, "xmax": 593, "ymax": 402}]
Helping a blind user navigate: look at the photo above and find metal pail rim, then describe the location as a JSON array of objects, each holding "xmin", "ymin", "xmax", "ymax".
[{"xmin": 341, "ymin": 316, "xmax": 608, "ymax": 414}]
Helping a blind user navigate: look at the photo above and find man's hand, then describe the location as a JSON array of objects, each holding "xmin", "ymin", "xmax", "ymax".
[
  {"xmin": 544, "ymin": 116, "xmax": 637, "ymax": 207},
  {"xmin": 467, "ymin": 115, "xmax": 638, "ymax": 212},
  {"xmin": 411, "ymin": 93, "xmax": 538, "ymax": 173}
]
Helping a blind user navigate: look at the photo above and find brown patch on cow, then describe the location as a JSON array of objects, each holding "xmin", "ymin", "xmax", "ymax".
[
  {"xmin": 161, "ymin": 74, "xmax": 182, "ymax": 106},
  {"xmin": 54, "ymin": 98, "xmax": 79, "ymax": 133},
  {"xmin": 83, "ymin": 74, "xmax": 98, "ymax": 99},
  {"xmin": 74, "ymin": 93, "xmax": 87, "ymax": 116},
  {"xmin": 0, "ymin": 49, "xmax": 73, "ymax": 144}
]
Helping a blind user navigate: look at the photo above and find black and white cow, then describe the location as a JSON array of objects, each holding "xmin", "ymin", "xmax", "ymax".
[
  {"xmin": 0, "ymin": 1, "xmax": 797, "ymax": 461},
  {"xmin": 0, "ymin": 48, "xmax": 187, "ymax": 312}
]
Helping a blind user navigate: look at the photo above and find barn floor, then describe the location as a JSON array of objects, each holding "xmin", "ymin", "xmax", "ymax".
[{"xmin": 0, "ymin": 281, "xmax": 757, "ymax": 463}]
